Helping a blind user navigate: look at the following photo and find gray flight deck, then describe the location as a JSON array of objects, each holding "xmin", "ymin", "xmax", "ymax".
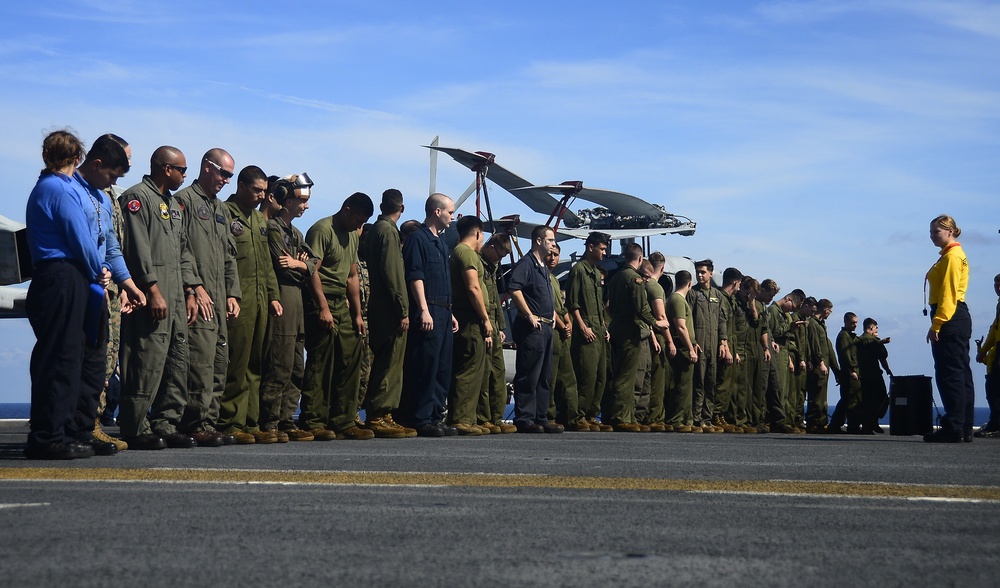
[{"xmin": 1, "ymin": 420, "xmax": 998, "ymax": 587}]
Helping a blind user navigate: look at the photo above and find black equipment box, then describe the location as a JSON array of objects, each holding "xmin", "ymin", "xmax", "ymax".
[{"xmin": 889, "ymin": 375, "xmax": 933, "ymax": 436}]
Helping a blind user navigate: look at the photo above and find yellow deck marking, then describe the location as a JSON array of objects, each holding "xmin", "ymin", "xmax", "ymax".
[
  {"xmin": 0, "ymin": 468, "xmax": 1000, "ymax": 501},
  {"xmin": 0, "ymin": 468, "xmax": 998, "ymax": 501}
]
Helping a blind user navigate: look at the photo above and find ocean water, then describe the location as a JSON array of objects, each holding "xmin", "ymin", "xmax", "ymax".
[
  {"xmin": 0, "ymin": 403, "xmax": 992, "ymax": 426},
  {"xmin": 0, "ymin": 403, "xmax": 31, "ymax": 419}
]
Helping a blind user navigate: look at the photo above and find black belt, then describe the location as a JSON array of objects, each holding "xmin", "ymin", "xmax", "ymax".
[
  {"xmin": 427, "ymin": 298, "xmax": 451, "ymax": 310},
  {"xmin": 519, "ymin": 314, "xmax": 553, "ymax": 325}
]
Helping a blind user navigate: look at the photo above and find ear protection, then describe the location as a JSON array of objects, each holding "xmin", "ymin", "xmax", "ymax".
[{"xmin": 270, "ymin": 173, "xmax": 314, "ymax": 204}]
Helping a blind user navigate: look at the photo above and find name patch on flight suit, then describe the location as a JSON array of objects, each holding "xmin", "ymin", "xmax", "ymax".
[
  {"xmin": 216, "ymin": 214, "xmax": 226, "ymax": 225},
  {"xmin": 170, "ymin": 209, "xmax": 181, "ymax": 220},
  {"xmin": 230, "ymin": 221, "xmax": 245, "ymax": 237},
  {"xmin": 159, "ymin": 202, "xmax": 170, "ymax": 220},
  {"xmin": 259, "ymin": 227, "xmax": 267, "ymax": 237}
]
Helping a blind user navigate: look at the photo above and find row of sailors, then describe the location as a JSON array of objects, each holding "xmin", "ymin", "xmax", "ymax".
[{"xmin": 22, "ymin": 131, "xmax": 893, "ymax": 459}]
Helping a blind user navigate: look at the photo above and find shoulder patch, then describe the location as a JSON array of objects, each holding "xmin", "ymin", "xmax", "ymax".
[{"xmin": 127, "ymin": 199, "xmax": 141, "ymax": 213}]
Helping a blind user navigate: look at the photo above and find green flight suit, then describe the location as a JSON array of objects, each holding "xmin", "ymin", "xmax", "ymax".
[
  {"xmin": 548, "ymin": 273, "xmax": 579, "ymax": 425},
  {"xmin": 766, "ymin": 303, "xmax": 793, "ymax": 416},
  {"xmin": 687, "ymin": 283, "xmax": 727, "ymax": 426},
  {"xmin": 117, "ymin": 176, "xmax": 197, "ymax": 438},
  {"xmin": 761, "ymin": 302, "xmax": 790, "ymax": 428},
  {"xmin": 643, "ymin": 279, "xmax": 668, "ymax": 425},
  {"xmin": 298, "ymin": 216, "xmax": 362, "ymax": 433},
  {"xmin": 608, "ymin": 265, "xmax": 656, "ymax": 426},
  {"xmin": 478, "ymin": 255, "xmax": 508, "ymax": 426},
  {"xmin": 831, "ymin": 327, "xmax": 862, "ymax": 430},
  {"xmin": 728, "ymin": 294, "xmax": 753, "ymax": 426},
  {"xmin": 805, "ymin": 316, "xmax": 839, "ymax": 429},
  {"xmin": 363, "ymin": 215, "xmax": 408, "ymax": 419},
  {"xmin": 175, "ymin": 182, "xmax": 241, "ymax": 434},
  {"xmin": 219, "ymin": 200, "xmax": 280, "ymax": 433},
  {"xmin": 259, "ymin": 216, "xmax": 316, "ymax": 431},
  {"xmin": 566, "ymin": 259, "xmax": 607, "ymax": 421},
  {"xmin": 632, "ymin": 326, "xmax": 653, "ymax": 424},
  {"xmin": 715, "ymin": 290, "xmax": 738, "ymax": 422},
  {"xmin": 785, "ymin": 310, "xmax": 808, "ymax": 428},
  {"xmin": 665, "ymin": 291, "xmax": 698, "ymax": 426},
  {"xmin": 745, "ymin": 299, "xmax": 768, "ymax": 427},
  {"xmin": 449, "ymin": 243, "xmax": 488, "ymax": 426}
]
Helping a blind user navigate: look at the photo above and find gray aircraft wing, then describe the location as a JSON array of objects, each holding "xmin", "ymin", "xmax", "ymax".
[
  {"xmin": 425, "ymin": 146, "xmax": 581, "ymax": 226},
  {"xmin": 508, "ymin": 221, "xmax": 696, "ymax": 243},
  {"xmin": 518, "ymin": 183, "xmax": 667, "ymax": 220},
  {"xmin": 557, "ymin": 225, "xmax": 697, "ymax": 239}
]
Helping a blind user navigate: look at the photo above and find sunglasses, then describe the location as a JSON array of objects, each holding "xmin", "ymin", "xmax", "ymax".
[
  {"xmin": 206, "ymin": 159, "xmax": 234, "ymax": 179},
  {"xmin": 166, "ymin": 164, "xmax": 187, "ymax": 174}
]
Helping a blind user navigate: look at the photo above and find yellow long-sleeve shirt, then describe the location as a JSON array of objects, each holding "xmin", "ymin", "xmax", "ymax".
[{"xmin": 926, "ymin": 242, "xmax": 968, "ymax": 333}]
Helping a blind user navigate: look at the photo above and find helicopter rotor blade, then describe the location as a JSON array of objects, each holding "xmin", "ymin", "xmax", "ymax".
[
  {"xmin": 454, "ymin": 178, "xmax": 478, "ymax": 210},
  {"xmin": 428, "ymin": 135, "xmax": 439, "ymax": 196}
]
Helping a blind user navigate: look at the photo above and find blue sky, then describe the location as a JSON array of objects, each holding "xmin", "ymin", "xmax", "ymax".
[{"xmin": 0, "ymin": 1, "xmax": 998, "ymax": 407}]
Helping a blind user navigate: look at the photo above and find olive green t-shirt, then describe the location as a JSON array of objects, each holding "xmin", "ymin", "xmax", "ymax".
[
  {"xmin": 450, "ymin": 242, "xmax": 486, "ymax": 324},
  {"xmin": 305, "ymin": 216, "xmax": 357, "ymax": 301},
  {"xmin": 666, "ymin": 291, "xmax": 697, "ymax": 349}
]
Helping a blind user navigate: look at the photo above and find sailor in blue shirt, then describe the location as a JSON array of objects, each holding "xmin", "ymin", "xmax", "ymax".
[
  {"xmin": 506, "ymin": 225, "xmax": 561, "ymax": 433},
  {"xmin": 24, "ymin": 132, "xmax": 144, "ymax": 460},
  {"xmin": 400, "ymin": 194, "xmax": 459, "ymax": 436}
]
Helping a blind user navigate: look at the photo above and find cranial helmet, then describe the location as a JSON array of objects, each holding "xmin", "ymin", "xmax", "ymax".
[{"xmin": 271, "ymin": 172, "xmax": 314, "ymax": 202}]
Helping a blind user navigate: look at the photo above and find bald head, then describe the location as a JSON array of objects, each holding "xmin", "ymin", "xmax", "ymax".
[
  {"xmin": 425, "ymin": 193, "xmax": 452, "ymax": 216},
  {"xmin": 151, "ymin": 146, "xmax": 183, "ymax": 169},
  {"xmin": 198, "ymin": 148, "xmax": 234, "ymax": 197},
  {"xmin": 424, "ymin": 192, "xmax": 455, "ymax": 233},
  {"xmin": 203, "ymin": 148, "xmax": 232, "ymax": 167},
  {"xmin": 150, "ymin": 145, "xmax": 187, "ymax": 191}
]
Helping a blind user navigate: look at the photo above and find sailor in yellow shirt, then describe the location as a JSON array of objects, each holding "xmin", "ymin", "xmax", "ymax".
[
  {"xmin": 973, "ymin": 274, "xmax": 1000, "ymax": 437},
  {"xmin": 924, "ymin": 214, "xmax": 974, "ymax": 443}
]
